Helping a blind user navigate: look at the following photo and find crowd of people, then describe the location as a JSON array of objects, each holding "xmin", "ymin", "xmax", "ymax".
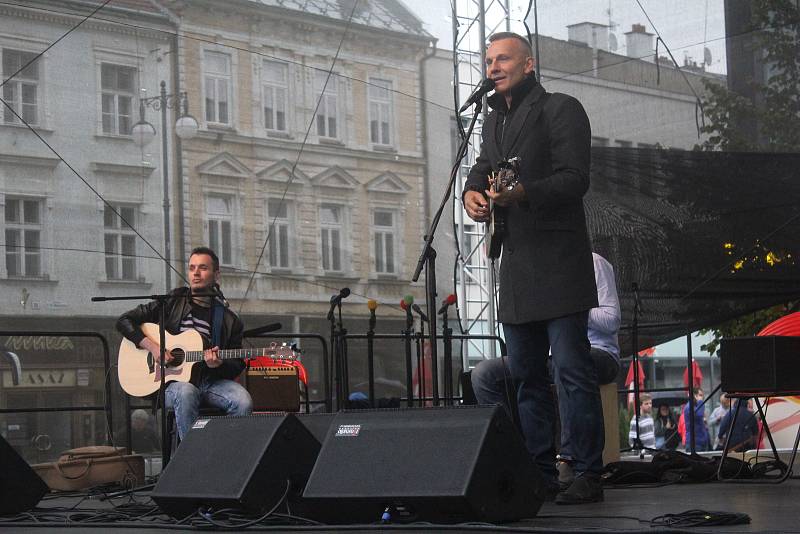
[{"xmin": 628, "ymin": 392, "xmax": 762, "ymax": 453}]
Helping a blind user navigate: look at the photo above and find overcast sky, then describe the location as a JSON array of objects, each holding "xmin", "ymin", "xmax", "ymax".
[{"xmin": 402, "ymin": 0, "xmax": 727, "ymax": 74}]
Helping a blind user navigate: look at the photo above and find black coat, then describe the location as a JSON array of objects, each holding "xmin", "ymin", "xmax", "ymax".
[
  {"xmin": 115, "ymin": 287, "xmax": 245, "ymax": 381},
  {"xmin": 464, "ymin": 77, "xmax": 597, "ymax": 323}
]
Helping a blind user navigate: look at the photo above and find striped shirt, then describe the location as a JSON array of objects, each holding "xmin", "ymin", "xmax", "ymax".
[
  {"xmin": 629, "ymin": 415, "xmax": 656, "ymax": 449},
  {"xmin": 181, "ymin": 302, "xmax": 212, "ymax": 345}
]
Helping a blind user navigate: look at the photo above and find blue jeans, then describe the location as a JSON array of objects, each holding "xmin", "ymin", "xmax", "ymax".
[
  {"xmin": 471, "ymin": 346, "xmax": 617, "ymax": 465},
  {"xmin": 472, "ymin": 347, "xmax": 616, "ymax": 468},
  {"xmin": 165, "ymin": 376, "xmax": 253, "ymax": 440},
  {"xmin": 503, "ymin": 313, "xmax": 604, "ymax": 479}
]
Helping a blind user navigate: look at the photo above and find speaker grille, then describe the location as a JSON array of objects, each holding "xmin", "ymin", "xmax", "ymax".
[
  {"xmin": 300, "ymin": 406, "xmax": 543, "ymax": 523},
  {"xmin": 151, "ymin": 414, "xmax": 320, "ymax": 518}
]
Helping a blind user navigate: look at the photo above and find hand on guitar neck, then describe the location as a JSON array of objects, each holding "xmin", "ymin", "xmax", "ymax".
[{"xmin": 139, "ymin": 337, "xmax": 222, "ymax": 368}]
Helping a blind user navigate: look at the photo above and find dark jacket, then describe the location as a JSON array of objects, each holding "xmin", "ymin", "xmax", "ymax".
[
  {"xmin": 464, "ymin": 76, "xmax": 597, "ymax": 323},
  {"xmin": 116, "ymin": 287, "xmax": 245, "ymax": 381},
  {"xmin": 654, "ymin": 412, "xmax": 680, "ymax": 450},
  {"xmin": 718, "ymin": 400, "xmax": 759, "ymax": 452}
]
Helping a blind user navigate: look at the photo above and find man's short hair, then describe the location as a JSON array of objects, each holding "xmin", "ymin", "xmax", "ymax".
[
  {"xmin": 488, "ymin": 31, "xmax": 533, "ymax": 56},
  {"xmin": 132, "ymin": 409, "xmax": 149, "ymax": 423},
  {"xmin": 190, "ymin": 246, "xmax": 220, "ymax": 272},
  {"xmin": 639, "ymin": 393, "xmax": 652, "ymax": 403}
]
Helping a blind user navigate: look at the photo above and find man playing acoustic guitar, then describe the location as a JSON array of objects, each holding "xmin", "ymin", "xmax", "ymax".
[
  {"xmin": 116, "ymin": 246, "xmax": 252, "ymax": 440},
  {"xmin": 463, "ymin": 32, "xmax": 601, "ymax": 504}
]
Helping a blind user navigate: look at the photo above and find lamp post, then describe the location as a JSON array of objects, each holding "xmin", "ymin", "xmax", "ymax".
[{"xmin": 131, "ymin": 80, "xmax": 198, "ymax": 290}]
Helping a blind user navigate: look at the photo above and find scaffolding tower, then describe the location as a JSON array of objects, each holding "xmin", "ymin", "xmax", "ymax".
[{"xmin": 452, "ymin": 0, "xmax": 515, "ymax": 370}]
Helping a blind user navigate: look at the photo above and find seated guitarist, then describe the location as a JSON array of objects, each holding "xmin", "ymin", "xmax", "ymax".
[{"xmin": 116, "ymin": 246, "xmax": 252, "ymax": 440}]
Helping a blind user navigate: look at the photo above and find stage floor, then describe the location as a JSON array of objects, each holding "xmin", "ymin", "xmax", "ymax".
[{"xmin": 1, "ymin": 477, "xmax": 798, "ymax": 533}]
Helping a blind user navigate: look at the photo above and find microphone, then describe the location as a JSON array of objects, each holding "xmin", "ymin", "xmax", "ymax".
[
  {"xmin": 367, "ymin": 300, "xmax": 378, "ymax": 332},
  {"xmin": 330, "ymin": 287, "xmax": 351, "ymax": 305},
  {"xmin": 437, "ymin": 294, "xmax": 457, "ymax": 315},
  {"xmin": 327, "ymin": 287, "xmax": 351, "ymax": 320},
  {"xmin": 211, "ymin": 283, "xmax": 229, "ymax": 308},
  {"xmin": 412, "ymin": 303, "xmax": 429, "ymax": 323},
  {"xmin": 400, "ymin": 295, "xmax": 414, "ymax": 329},
  {"xmin": 458, "ymin": 78, "xmax": 496, "ymax": 113},
  {"xmin": 242, "ymin": 322, "xmax": 282, "ymax": 337}
]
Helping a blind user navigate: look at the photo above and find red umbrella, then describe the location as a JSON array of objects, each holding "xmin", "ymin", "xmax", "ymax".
[
  {"xmin": 625, "ymin": 360, "xmax": 645, "ymax": 387},
  {"xmin": 682, "ymin": 359, "xmax": 703, "ymax": 388},
  {"xmin": 638, "ymin": 346, "xmax": 656, "ymax": 358},
  {"xmin": 758, "ymin": 312, "xmax": 800, "ymax": 336}
]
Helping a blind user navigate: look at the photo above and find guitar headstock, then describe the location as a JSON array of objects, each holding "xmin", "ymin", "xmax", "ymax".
[
  {"xmin": 495, "ymin": 157, "xmax": 521, "ymax": 191},
  {"xmin": 266, "ymin": 341, "xmax": 301, "ymax": 360}
]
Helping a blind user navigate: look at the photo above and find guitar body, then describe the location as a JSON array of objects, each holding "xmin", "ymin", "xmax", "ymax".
[
  {"xmin": 118, "ymin": 324, "xmax": 203, "ymax": 398},
  {"xmin": 487, "ymin": 203, "xmax": 506, "ymax": 259},
  {"xmin": 486, "ymin": 158, "xmax": 520, "ymax": 260}
]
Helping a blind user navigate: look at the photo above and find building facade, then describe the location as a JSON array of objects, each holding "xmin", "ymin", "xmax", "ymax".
[{"xmin": 0, "ymin": 0, "xmax": 174, "ymax": 462}]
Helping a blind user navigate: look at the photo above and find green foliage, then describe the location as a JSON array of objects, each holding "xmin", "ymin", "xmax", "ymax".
[
  {"xmin": 696, "ymin": 0, "xmax": 799, "ymax": 348},
  {"xmin": 619, "ymin": 405, "xmax": 630, "ymax": 450},
  {"xmin": 699, "ymin": 304, "xmax": 791, "ymax": 355},
  {"xmin": 699, "ymin": 0, "xmax": 800, "ymax": 153}
]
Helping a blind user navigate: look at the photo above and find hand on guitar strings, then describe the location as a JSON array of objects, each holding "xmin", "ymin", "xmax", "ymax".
[
  {"xmin": 464, "ymin": 190, "xmax": 489, "ymax": 222},
  {"xmin": 486, "ymin": 176, "xmax": 526, "ymax": 207},
  {"xmin": 140, "ymin": 337, "xmax": 174, "ymax": 364},
  {"xmin": 204, "ymin": 346, "xmax": 223, "ymax": 368}
]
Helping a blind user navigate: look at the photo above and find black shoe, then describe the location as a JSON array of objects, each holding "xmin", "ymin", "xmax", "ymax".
[
  {"xmin": 557, "ymin": 460, "xmax": 575, "ymax": 490},
  {"xmin": 541, "ymin": 479, "xmax": 561, "ymax": 502},
  {"xmin": 555, "ymin": 474, "xmax": 604, "ymax": 505}
]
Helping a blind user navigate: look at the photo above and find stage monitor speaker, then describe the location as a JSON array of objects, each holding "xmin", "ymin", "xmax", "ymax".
[
  {"xmin": 296, "ymin": 412, "xmax": 336, "ymax": 445},
  {"xmin": 721, "ymin": 336, "xmax": 800, "ymax": 393},
  {"xmin": 0, "ymin": 435, "xmax": 48, "ymax": 516},
  {"xmin": 300, "ymin": 405, "xmax": 544, "ymax": 524},
  {"xmin": 151, "ymin": 413, "xmax": 320, "ymax": 518}
]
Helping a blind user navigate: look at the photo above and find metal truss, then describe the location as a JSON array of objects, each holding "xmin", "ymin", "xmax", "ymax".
[{"xmin": 452, "ymin": 0, "xmax": 513, "ymax": 369}]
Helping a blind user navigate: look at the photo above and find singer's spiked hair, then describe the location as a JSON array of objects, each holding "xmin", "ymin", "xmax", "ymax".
[
  {"xmin": 190, "ymin": 246, "xmax": 220, "ymax": 272},
  {"xmin": 487, "ymin": 31, "xmax": 533, "ymax": 57}
]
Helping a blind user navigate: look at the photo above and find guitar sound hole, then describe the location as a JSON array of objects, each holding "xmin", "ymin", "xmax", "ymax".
[{"xmin": 169, "ymin": 349, "xmax": 185, "ymax": 367}]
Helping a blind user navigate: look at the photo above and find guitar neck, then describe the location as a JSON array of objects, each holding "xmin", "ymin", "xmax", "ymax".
[{"xmin": 183, "ymin": 347, "xmax": 277, "ymax": 362}]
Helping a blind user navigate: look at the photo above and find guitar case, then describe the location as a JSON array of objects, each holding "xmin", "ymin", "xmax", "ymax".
[{"xmin": 32, "ymin": 446, "xmax": 145, "ymax": 491}]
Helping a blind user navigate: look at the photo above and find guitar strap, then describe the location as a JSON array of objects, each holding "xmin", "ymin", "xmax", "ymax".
[{"xmin": 211, "ymin": 301, "xmax": 224, "ymax": 348}]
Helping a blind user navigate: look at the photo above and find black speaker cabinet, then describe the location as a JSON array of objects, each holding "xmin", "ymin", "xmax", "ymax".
[
  {"xmin": 721, "ymin": 336, "xmax": 800, "ymax": 394},
  {"xmin": 295, "ymin": 412, "xmax": 337, "ymax": 445},
  {"xmin": 300, "ymin": 405, "xmax": 544, "ymax": 524},
  {"xmin": 0, "ymin": 435, "xmax": 48, "ymax": 516},
  {"xmin": 151, "ymin": 413, "xmax": 320, "ymax": 518}
]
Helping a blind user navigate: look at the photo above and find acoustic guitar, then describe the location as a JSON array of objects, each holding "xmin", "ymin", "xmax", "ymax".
[
  {"xmin": 486, "ymin": 157, "xmax": 520, "ymax": 259},
  {"xmin": 117, "ymin": 323, "xmax": 295, "ymax": 397}
]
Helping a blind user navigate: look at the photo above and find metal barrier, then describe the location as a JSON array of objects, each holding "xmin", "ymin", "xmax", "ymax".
[
  {"xmin": 343, "ymin": 332, "xmax": 506, "ymax": 406},
  {"xmin": 0, "ymin": 330, "xmax": 113, "ymax": 454}
]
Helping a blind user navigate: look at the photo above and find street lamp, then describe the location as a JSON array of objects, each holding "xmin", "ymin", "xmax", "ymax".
[{"xmin": 131, "ymin": 80, "xmax": 198, "ymax": 290}]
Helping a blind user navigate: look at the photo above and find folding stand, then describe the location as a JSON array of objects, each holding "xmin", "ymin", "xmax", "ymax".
[{"xmin": 717, "ymin": 392, "xmax": 800, "ymax": 483}]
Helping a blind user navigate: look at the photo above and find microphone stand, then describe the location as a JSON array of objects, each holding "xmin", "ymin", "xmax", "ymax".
[
  {"xmin": 412, "ymin": 101, "xmax": 484, "ymax": 406},
  {"xmin": 337, "ymin": 302, "xmax": 349, "ymax": 407},
  {"xmin": 367, "ymin": 310, "xmax": 376, "ymax": 408},
  {"xmin": 441, "ymin": 306, "xmax": 454, "ymax": 406},
  {"xmin": 630, "ymin": 282, "xmax": 645, "ymax": 457},
  {"xmin": 415, "ymin": 313, "xmax": 426, "ymax": 407},
  {"xmin": 403, "ymin": 306, "xmax": 415, "ymax": 408},
  {"xmin": 91, "ymin": 293, "xmax": 172, "ymax": 468},
  {"xmin": 326, "ymin": 295, "xmax": 349, "ymax": 411}
]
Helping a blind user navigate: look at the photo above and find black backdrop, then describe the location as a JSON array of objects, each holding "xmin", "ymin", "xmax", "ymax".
[{"xmin": 587, "ymin": 148, "xmax": 800, "ymax": 351}]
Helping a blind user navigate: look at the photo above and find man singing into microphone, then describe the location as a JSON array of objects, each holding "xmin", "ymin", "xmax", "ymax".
[
  {"xmin": 116, "ymin": 246, "xmax": 252, "ymax": 440},
  {"xmin": 463, "ymin": 32, "xmax": 602, "ymax": 504}
]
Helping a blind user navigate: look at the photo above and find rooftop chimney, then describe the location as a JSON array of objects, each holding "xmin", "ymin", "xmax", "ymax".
[
  {"xmin": 567, "ymin": 22, "xmax": 610, "ymax": 51},
  {"xmin": 625, "ymin": 23, "xmax": 654, "ymax": 59}
]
